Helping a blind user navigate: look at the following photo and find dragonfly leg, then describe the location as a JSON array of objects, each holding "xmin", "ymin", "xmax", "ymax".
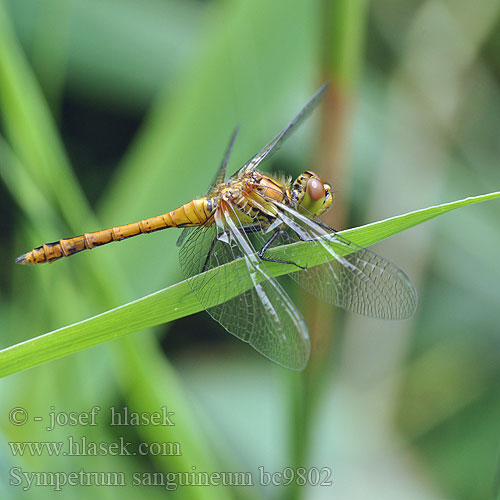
[
  {"xmin": 308, "ymin": 219, "xmax": 355, "ymax": 247},
  {"xmin": 201, "ymin": 225, "xmax": 261, "ymax": 273},
  {"xmin": 314, "ymin": 219, "xmax": 338, "ymax": 233},
  {"xmin": 201, "ymin": 237, "xmax": 218, "ymax": 273},
  {"xmin": 242, "ymin": 225, "xmax": 261, "ymax": 234},
  {"xmin": 258, "ymin": 229, "xmax": 305, "ymax": 270}
]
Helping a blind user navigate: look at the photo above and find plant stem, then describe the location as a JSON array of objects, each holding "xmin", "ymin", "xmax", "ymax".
[{"xmin": 289, "ymin": 2, "xmax": 369, "ymax": 499}]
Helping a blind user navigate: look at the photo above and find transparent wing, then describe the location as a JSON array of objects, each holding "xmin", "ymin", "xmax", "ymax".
[
  {"xmin": 249, "ymin": 198, "xmax": 418, "ymax": 320},
  {"xmin": 178, "ymin": 205, "xmax": 310, "ymax": 370},
  {"xmin": 176, "ymin": 127, "xmax": 239, "ymax": 248},
  {"xmin": 239, "ymin": 83, "xmax": 328, "ymax": 174},
  {"xmin": 176, "ymin": 227, "xmax": 193, "ymax": 248},
  {"xmin": 210, "ymin": 126, "xmax": 240, "ymax": 190}
]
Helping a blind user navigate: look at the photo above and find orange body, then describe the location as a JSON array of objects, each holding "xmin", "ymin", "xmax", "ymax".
[
  {"xmin": 16, "ymin": 198, "xmax": 210, "ymax": 264},
  {"xmin": 15, "ymin": 169, "xmax": 327, "ymax": 265}
]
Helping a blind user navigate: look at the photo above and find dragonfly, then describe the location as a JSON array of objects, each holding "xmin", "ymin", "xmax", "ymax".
[{"xmin": 16, "ymin": 83, "xmax": 417, "ymax": 370}]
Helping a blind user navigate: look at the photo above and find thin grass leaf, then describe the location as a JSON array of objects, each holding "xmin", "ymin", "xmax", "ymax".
[{"xmin": 0, "ymin": 3, "xmax": 95, "ymax": 231}]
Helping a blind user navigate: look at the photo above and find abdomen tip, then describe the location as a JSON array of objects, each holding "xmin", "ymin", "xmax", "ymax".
[{"xmin": 16, "ymin": 253, "xmax": 29, "ymax": 265}]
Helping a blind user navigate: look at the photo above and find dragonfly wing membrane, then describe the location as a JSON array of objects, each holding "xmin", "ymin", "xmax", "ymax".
[
  {"xmin": 290, "ymin": 239, "xmax": 417, "ymax": 319},
  {"xmin": 251, "ymin": 199, "xmax": 417, "ymax": 320},
  {"xmin": 176, "ymin": 227, "xmax": 192, "ymax": 248},
  {"xmin": 178, "ymin": 207, "xmax": 310, "ymax": 370},
  {"xmin": 241, "ymin": 83, "xmax": 328, "ymax": 174},
  {"xmin": 210, "ymin": 126, "xmax": 240, "ymax": 190}
]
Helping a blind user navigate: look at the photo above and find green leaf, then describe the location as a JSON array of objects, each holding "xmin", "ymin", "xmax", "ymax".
[{"xmin": 1, "ymin": 190, "xmax": 498, "ymax": 378}]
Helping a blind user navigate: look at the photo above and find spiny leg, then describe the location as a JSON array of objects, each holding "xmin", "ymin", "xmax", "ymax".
[
  {"xmin": 309, "ymin": 219, "xmax": 357, "ymax": 249},
  {"xmin": 312, "ymin": 219, "xmax": 338, "ymax": 233},
  {"xmin": 201, "ymin": 236, "xmax": 218, "ymax": 273},
  {"xmin": 202, "ymin": 225, "xmax": 310, "ymax": 274},
  {"xmin": 200, "ymin": 224, "xmax": 262, "ymax": 273},
  {"xmin": 258, "ymin": 229, "xmax": 305, "ymax": 270},
  {"xmin": 313, "ymin": 220, "xmax": 356, "ymax": 248}
]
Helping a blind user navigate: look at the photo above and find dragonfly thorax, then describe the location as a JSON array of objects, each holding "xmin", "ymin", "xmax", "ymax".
[{"xmin": 221, "ymin": 187, "xmax": 239, "ymax": 201}]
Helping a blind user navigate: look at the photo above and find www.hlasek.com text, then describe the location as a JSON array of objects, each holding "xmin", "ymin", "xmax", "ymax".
[{"xmin": 9, "ymin": 436, "xmax": 181, "ymax": 457}]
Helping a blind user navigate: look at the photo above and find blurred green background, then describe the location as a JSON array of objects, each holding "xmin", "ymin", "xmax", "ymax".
[{"xmin": 1, "ymin": 0, "xmax": 499, "ymax": 499}]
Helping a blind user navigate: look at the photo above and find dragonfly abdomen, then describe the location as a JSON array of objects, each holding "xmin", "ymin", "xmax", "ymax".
[
  {"xmin": 16, "ymin": 198, "xmax": 211, "ymax": 264},
  {"xmin": 168, "ymin": 197, "xmax": 212, "ymax": 227}
]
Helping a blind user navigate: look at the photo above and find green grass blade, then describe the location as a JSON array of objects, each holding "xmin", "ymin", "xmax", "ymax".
[
  {"xmin": 1, "ymin": 190, "xmax": 498, "ymax": 378},
  {"xmin": 0, "ymin": 2, "xmax": 95, "ymax": 231}
]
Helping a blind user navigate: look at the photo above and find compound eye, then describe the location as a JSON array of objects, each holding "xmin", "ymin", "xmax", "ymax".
[{"xmin": 307, "ymin": 177, "xmax": 325, "ymax": 202}]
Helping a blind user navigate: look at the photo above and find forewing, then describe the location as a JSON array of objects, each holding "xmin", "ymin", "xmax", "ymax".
[
  {"xmin": 251, "ymin": 200, "xmax": 417, "ymax": 320},
  {"xmin": 291, "ymin": 240, "xmax": 417, "ymax": 319},
  {"xmin": 178, "ymin": 206, "xmax": 310, "ymax": 370},
  {"xmin": 210, "ymin": 126, "xmax": 240, "ymax": 190},
  {"xmin": 240, "ymin": 83, "xmax": 328, "ymax": 174}
]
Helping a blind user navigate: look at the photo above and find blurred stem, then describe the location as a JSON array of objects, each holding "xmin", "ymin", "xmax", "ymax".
[
  {"xmin": 0, "ymin": 0, "xmax": 93, "ymax": 230},
  {"xmin": 325, "ymin": 0, "xmax": 368, "ymax": 91},
  {"xmin": 289, "ymin": 1, "xmax": 369, "ymax": 497},
  {"xmin": 31, "ymin": 0, "xmax": 72, "ymax": 119},
  {"xmin": 318, "ymin": 0, "xmax": 368, "ymax": 194},
  {"xmin": 0, "ymin": 3, "xmax": 226, "ymax": 490}
]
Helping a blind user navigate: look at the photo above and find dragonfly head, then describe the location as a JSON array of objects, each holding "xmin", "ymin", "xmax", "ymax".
[{"xmin": 292, "ymin": 171, "xmax": 333, "ymax": 216}]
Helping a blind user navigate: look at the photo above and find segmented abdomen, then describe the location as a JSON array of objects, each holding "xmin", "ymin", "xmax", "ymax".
[{"xmin": 16, "ymin": 198, "xmax": 211, "ymax": 264}]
